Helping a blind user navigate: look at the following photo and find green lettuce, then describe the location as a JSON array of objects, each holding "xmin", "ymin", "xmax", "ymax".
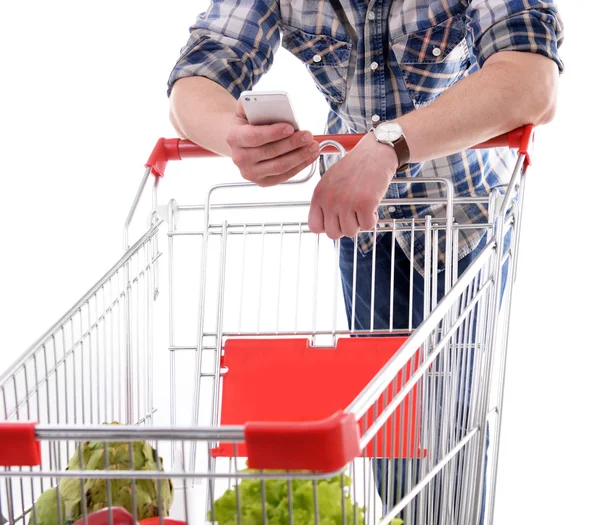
[{"xmin": 209, "ymin": 471, "xmax": 402, "ymax": 525}]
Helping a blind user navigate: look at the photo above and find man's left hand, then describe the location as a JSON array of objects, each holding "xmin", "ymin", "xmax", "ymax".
[{"xmin": 308, "ymin": 132, "xmax": 398, "ymax": 239}]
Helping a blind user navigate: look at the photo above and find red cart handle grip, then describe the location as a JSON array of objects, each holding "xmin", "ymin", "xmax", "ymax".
[{"xmin": 146, "ymin": 125, "xmax": 534, "ymax": 177}]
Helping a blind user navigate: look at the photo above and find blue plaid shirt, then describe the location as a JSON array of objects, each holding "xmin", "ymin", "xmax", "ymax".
[{"xmin": 167, "ymin": 0, "xmax": 564, "ymax": 273}]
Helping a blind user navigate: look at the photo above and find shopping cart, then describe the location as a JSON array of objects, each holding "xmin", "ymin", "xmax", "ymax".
[{"xmin": 0, "ymin": 125, "xmax": 534, "ymax": 525}]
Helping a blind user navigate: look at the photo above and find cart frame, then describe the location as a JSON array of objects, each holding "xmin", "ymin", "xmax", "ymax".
[{"xmin": 0, "ymin": 126, "xmax": 534, "ymax": 525}]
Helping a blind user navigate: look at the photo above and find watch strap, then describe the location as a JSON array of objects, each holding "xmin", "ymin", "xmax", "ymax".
[
  {"xmin": 372, "ymin": 121, "xmax": 411, "ymax": 172},
  {"xmin": 392, "ymin": 135, "xmax": 411, "ymax": 172}
]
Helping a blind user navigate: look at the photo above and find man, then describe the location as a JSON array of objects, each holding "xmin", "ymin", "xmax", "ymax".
[{"xmin": 167, "ymin": 0, "xmax": 563, "ymax": 522}]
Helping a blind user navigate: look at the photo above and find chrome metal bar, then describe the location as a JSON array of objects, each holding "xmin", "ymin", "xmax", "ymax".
[
  {"xmin": 498, "ymin": 155, "xmax": 526, "ymax": 219},
  {"xmin": 168, "ymin": 221, "xmax": 492, "ymax": 237},
  {"xmin": 389, "ymin": 221, "xmax": 397, "ymax": 331},
  {"xmin": 0, "ymin": 468, "xmax": 347, "ymax": 481},
  {"xmin": 168, "ymin": 199, "xmax": 177, "ymax": 462},
  {"xmin": 370, "ymin": 223, "xmax": 377, "ymax": 332},
  {"xmin": 173, "ymin": 196, "xmax": 484, "ymax": 212},
  {"xmin": 294, "ymin": 223, "xmax": 303, "ymax": 333},
  {"xmin": 94, "ymin": 294, "xmax": 101, "ymax": 424},
  {"xmin": 124, "ymin": 253, "xmax": 133, "ymax": 424},
  {"xmin": 80, "ymin": 309, "xmax": 86, "ymax": 425},
  {"xmin": 238, "ymin": 224, "xmax": 248, "ymax": 334},
  {"xmin": 123, "ymin": 167, "xmax": 153, "ymax": 250},
  {"xmin": 135, "ymin": 248, "xmax": 142, "ymax": 424},
  {"xmin": 218, "ymin": 328, "xmax": 413, "ymax": 339},
  {"xmin": 351, "ymin": 233, "xmax": 358, "ymax": 333},
  {"xmin": 209, "ymin": 221, "xmax": 229, "ymax": 434},
  {"xmin": 146, "ymin": 237, "xmax": 156, "ymax": 425},
  {"xmin": 276, "ymin": 222, "xmax": 285, "ymax": 332},
  {"xmin": 409, "ymin": 219, "xmax": 415, "ymax": 330},
  {"xmin": 70, "ymin": 319, "xmax": 77, "ymax": 425},
  {"xmin": 189, "ymin": 182, "xmax": 213, "ymax": 472},
  {"xmin": 432, "ymin": 228, "xmax": 439, "ymax": 312},
  {"xmin": 34, "ymin": 425, "xmax": 244, "ymax": 441},
  {"xmin": 332, "ymin": 239, "xmax": 341, "ymax": 339},
  {"xmin": 169, "ymin": 346, "xmax": 206, "ymax": 352},
  {"xmin": 511, "ymin": 165, "xmax": 528, "ymax": 282},
  {"xmin": 256, "ymin": 224, "xmax": 266, "ymax": 332},
  {"xmin": 311, "ymin": 234, "xmax": 320, "ymax": 338},
  {"xmin": 424, "ymin": 215, "xmax": 432, "ymax": 322}
]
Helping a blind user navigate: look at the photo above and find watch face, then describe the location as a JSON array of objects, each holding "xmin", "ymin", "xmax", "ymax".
[{"xmin": 375, "ymin": 122, "xmax": 403, "ymax": 143}]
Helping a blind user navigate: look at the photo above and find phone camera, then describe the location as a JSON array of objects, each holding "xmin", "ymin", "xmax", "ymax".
[{"xmin": 245, "ymin": 97, "xmax": 250, "ymax": 101}]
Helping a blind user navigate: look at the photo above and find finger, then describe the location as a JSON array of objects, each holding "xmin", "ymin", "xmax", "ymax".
[
  {"xmin": 253, "ymin": 142, "xmax": 320, "ymax": 178},
  {"xmin": 308, "ymin": 201, "xmax": 325, "ymax": 234},
  {"xmin": 255, "ymin": 153, "xmax": 321, "ymax": 187},
  {"xmin": 229, "ymin": 121, "xmax": 295, "ymax": 149},
  {"xmin": 249, "ymin": 132, "xmax": 315, "ymax": 163},
  {"xmin": 339, "ymin": 212, "xmax": 361, "ymax": 238},
  {"xmin": 356, "ymin": 206, "xmax": 378, "ymax": 232},
  {"xmin": 324, "ymin": 210, "xmax": 343, "ymax": 240}
]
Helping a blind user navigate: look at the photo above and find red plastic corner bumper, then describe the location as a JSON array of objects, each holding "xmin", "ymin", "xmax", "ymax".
[
  {"xmin": 0, "ymin": 422, "xmax": 41, "ymax": 467},
  {"xmin": 245, "ymin": 411, "xmax": 360, "ymax": 472},
  {"xmin": 145, "ymin": 138, "xmax": 182, "ymax": 177}
]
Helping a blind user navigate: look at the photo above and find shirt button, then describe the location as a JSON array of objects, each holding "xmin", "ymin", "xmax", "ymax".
[
  {"xmin": 312, "ymin": 54, "xmax": 322, "ymax": 63},
  {"xmin": 370, "ymin": 61, "xmax": 379, "ymax": 71},
  {"xmin": 367, "ymin": 11, "xmax": 375, "ymax": 20},
  {"xmin": 432, "ymin": 47, "xmax": 442, "ymax": 57},
  {"xmin": 371, "ymin": 114, "xmax": 381, "ymax": 122},
  {"xmin": 388, "ymin": 206, "xmax": 396, "ymax": 213}
]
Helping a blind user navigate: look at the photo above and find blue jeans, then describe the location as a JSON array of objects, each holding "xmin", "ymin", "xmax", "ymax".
[{"xmin": 338, "ymin": 231, "xmax": 510, "ymax": 525}]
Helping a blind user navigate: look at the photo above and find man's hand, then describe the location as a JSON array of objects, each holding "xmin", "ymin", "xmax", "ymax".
[
  {"xmin": 308, "ymin": 133, "xmax": 398, "ymax": 239},
  {"xmin": 225, "ymin": 99, "xmax": 321, "ymax": 187}
]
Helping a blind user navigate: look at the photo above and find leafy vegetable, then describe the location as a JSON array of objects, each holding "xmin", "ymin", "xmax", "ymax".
[{"xmin": 209, "ymin": 471, "xmax": 402, "ymax": 525}]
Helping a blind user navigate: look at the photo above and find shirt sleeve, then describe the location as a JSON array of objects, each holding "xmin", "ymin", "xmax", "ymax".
[
  {"xmin": 166, "ymin": 1, "xmax": 282, "ymax": 98},
  {"xmin": 465, "ymin": 0, "xmax": 565, "ymax": 72}
]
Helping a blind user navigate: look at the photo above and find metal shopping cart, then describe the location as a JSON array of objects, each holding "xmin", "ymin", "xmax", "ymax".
[{"xmin": 0, "ymin": 126, "xmax": 534, "ymax": 525}]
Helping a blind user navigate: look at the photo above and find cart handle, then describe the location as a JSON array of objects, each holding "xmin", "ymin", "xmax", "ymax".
[
  {"xmin": 0, "ymin": 419, "xmax": 358, "ymax": 472},
  {"xmin": 145, "ymin": 125, "xmax": 534, "ymax": 177}
]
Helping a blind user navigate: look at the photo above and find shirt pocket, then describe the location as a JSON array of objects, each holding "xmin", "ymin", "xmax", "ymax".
[
  {"xmin": 391, "ymin": 16, "xmax": 472, "ymax": 109},
  {"xmin": 282, "ymin": 27, "xmax": 352, "ymax": 104}
]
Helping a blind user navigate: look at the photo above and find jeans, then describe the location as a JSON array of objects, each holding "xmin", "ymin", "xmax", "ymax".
[{"xmin": 338, "ymin": 230, "xmax": 510, "ymax": 525}]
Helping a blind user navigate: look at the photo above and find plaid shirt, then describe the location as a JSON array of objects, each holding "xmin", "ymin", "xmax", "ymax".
[{"xmin": 167, "ymin": 0, "xmax": 564, "ymax": 273}]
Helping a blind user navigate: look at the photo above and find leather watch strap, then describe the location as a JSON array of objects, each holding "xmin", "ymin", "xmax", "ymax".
[
  {"xmin": 371, "ymin": 121, "xmax": 411, "ymax": 172},
  {"xmin": 392, "ymin": 135, "xmax": 410, "ymax": 172}
]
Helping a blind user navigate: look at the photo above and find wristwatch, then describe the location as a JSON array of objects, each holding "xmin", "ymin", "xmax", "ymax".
[{"xmin": 371, "ymin": 121, "xmax": 411, "ymax": 172}]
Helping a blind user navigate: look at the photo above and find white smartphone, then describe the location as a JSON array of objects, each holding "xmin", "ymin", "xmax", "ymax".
[{"xmin": 240, "ymin": 90, "xmax": 300, "ymax": 131}]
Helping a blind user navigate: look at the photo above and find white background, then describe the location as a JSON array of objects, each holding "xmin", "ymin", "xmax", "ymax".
[{"xmin": 0, "ymin": 1, "xmax": 597, "ymax": 523}]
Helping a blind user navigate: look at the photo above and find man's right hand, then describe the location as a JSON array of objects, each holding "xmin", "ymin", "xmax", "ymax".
[{"xmin": 225, "ymin": 99, "xmax": 321, "ymax": 187}]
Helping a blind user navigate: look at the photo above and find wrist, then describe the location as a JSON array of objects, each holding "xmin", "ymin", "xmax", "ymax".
[{"xmin": 364, "ymin": 131, "xmax": 399, "ymax": 177}]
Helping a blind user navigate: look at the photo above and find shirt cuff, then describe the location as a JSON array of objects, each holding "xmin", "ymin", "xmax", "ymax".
[
  {"xmin": 474, "ymin": 9, "xmax": 564, "ymax": 73},
  {"xmin": 167, "ymin": 37, "xmax": 255, "ymax": 98}
]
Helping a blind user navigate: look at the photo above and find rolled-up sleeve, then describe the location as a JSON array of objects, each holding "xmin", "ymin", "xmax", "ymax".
[
  {"xmin": 167, "ymin": 1, "xmax": 282, "ymax": 98},
  {"xmin": 465, "ymin": 0, "xmax": 564, "ymax": 72}
]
